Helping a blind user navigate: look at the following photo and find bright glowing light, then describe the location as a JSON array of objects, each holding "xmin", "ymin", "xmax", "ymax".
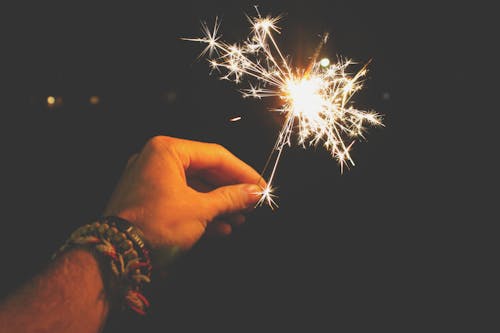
[
  {"xmin": 320, "ymin": 58, "xmax": 330, "ymax": 67},
  {"xmin": 184, "ymin": 8, "xmax": 383, "ymax": 209},
  {"xmin": 285, "ymin": 77, "xmax": 323, "ymax": 119},
  {"xmin": 229, "ymin": 116, "xmax": 242, "ymax": 122},
  {"xmin": 47, "ymin": 96, "xmax": 56, "ymax": 105}
]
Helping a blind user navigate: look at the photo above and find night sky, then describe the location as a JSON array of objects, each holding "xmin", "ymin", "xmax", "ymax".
[{"xmin": 1, "ymin": 1, "xmax": 487, "ymax": 332}]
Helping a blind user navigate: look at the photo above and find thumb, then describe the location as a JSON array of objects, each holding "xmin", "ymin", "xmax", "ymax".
[{"xmin": 203, "ymin": 184, "xmax": 262, "ymax": 218}]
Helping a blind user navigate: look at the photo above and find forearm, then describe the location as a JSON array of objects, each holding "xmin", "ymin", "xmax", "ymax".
[{"xmin": 0, "ymin": 249, "xmax": 109, "ymax": 333}]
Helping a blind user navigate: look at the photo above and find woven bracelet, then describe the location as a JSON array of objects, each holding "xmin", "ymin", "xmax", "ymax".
[{"xmin": 53, "ymin": 216, "xmax": 152, "ymax": 315}]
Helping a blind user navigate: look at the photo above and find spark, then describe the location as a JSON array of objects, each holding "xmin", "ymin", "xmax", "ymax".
[
  {"xmin": 184, "ymin": 8, "xmax": 383, "ymax": 209},
  {"xmin": 256, "ymin": 184, "xmax": 278, "ymax": 208}
]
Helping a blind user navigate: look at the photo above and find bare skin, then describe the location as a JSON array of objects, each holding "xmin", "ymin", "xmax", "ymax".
[{"xmin": 0, "ymin": 136, "xmax": 265, "ymax": 333}]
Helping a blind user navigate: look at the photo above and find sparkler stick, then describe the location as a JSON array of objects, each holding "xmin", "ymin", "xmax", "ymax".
[{"xmin": 183, "ymin": 8, "xmax": 383, "ymax": 209}]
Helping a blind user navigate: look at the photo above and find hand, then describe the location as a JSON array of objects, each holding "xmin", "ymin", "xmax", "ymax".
[{"xmin": 104, "ymin": 136, "xmax": 265, "ymax": 250}]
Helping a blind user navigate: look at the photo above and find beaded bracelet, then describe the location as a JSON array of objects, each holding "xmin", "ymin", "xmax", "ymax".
[{"xmin": 53, "ymin": 216, "xmax": 152, "ymax": 315}]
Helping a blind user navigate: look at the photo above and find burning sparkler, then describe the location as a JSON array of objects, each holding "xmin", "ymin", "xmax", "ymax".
[{"xmin": 184, "ymin": 8, "xmax": 383, "ymax": 209}]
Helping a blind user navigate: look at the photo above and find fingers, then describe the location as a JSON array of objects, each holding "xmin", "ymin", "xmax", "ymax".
[
  {"xmin": 206, "ymin": 221, "xmax": 232, "ymax": 237},
  {"xmin": 206, "ymin": 214, "xmax": 246, "ymax": 237},
  {"xmin": 203, "ymin": 183, "xmax": 262, "ymax": 218},
  {"xmin": 150, "ymin": 136, "xmax": 266, "ymax": 188},
  {"xmin": 226, "ymin": 213, "xmax": 246, "ymax": 226}
]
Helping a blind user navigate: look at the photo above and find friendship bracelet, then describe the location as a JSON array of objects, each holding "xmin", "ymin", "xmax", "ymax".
[{"xmin": 53, "ymin": 216, "xmax": 152, "ymax": 315}]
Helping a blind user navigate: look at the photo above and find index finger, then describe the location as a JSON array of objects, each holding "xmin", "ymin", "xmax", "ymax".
[{"xmin": 156, "ymin": 136, "xmax": 266, "ymax": 187}]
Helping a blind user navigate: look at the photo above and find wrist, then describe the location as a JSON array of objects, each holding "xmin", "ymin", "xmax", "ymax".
[
  {"xmin": 54, "ymin": 216, "xmax": 153, "ymax": 315},
  {"xmin": 104, "ymin": 210, "xmax": 158, "ymax": 248}
]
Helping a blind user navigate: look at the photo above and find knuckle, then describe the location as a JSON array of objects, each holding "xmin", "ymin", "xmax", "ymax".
[
  {"xmin": 210, "ymin": 143, "xmax": 231, "ymax": 160},
  {"xmin": 210, "ymin": 142, "xmax": 226, "ymax": 153},
  {"xmin": 146, "ymin": 136, "xmax": 172, "ymax": 151},
  {"xmin": 146, "ymin": 135, "xmax": 164, "ymax": 148}
]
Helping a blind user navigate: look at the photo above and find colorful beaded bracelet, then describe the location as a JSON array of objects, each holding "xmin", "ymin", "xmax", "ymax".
[{"xmin": 53, "ymin": 216, "xmax": 152, "ymax": 315}]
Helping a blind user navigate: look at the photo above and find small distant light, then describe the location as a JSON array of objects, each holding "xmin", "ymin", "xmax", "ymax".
[
  {"xmin": 89, "ymin": 96, "xmax": 100, "ymax": 105},
  {"xmin": 229, "ymin": 116, "xmax": 242, "ymax": 122},
  {"xmin": 47, "ymin": 96, "xmax": 63, "ymax": 108},
  {"xmin": 320, "ymin": 58, "xmax": 330, "ymax": 67},
  {"xmin": 382, "ymin": 92, "xmax": 391, "ymax": 101}
]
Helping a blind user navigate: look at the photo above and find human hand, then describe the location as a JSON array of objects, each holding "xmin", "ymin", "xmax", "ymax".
[{"xmin": 103, "ymin": 136, "xmax": 265, "ymax": 250}]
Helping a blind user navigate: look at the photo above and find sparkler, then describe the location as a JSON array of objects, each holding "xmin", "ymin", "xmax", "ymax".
[{"xmin": 184, "ymin": 8, "xmax": 383, "ymax": 209}]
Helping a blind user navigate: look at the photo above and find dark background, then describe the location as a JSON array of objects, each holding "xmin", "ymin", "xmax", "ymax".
[{"xmin": 1, "ymin": 1, "xmax": 489, "ymax": 332}]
